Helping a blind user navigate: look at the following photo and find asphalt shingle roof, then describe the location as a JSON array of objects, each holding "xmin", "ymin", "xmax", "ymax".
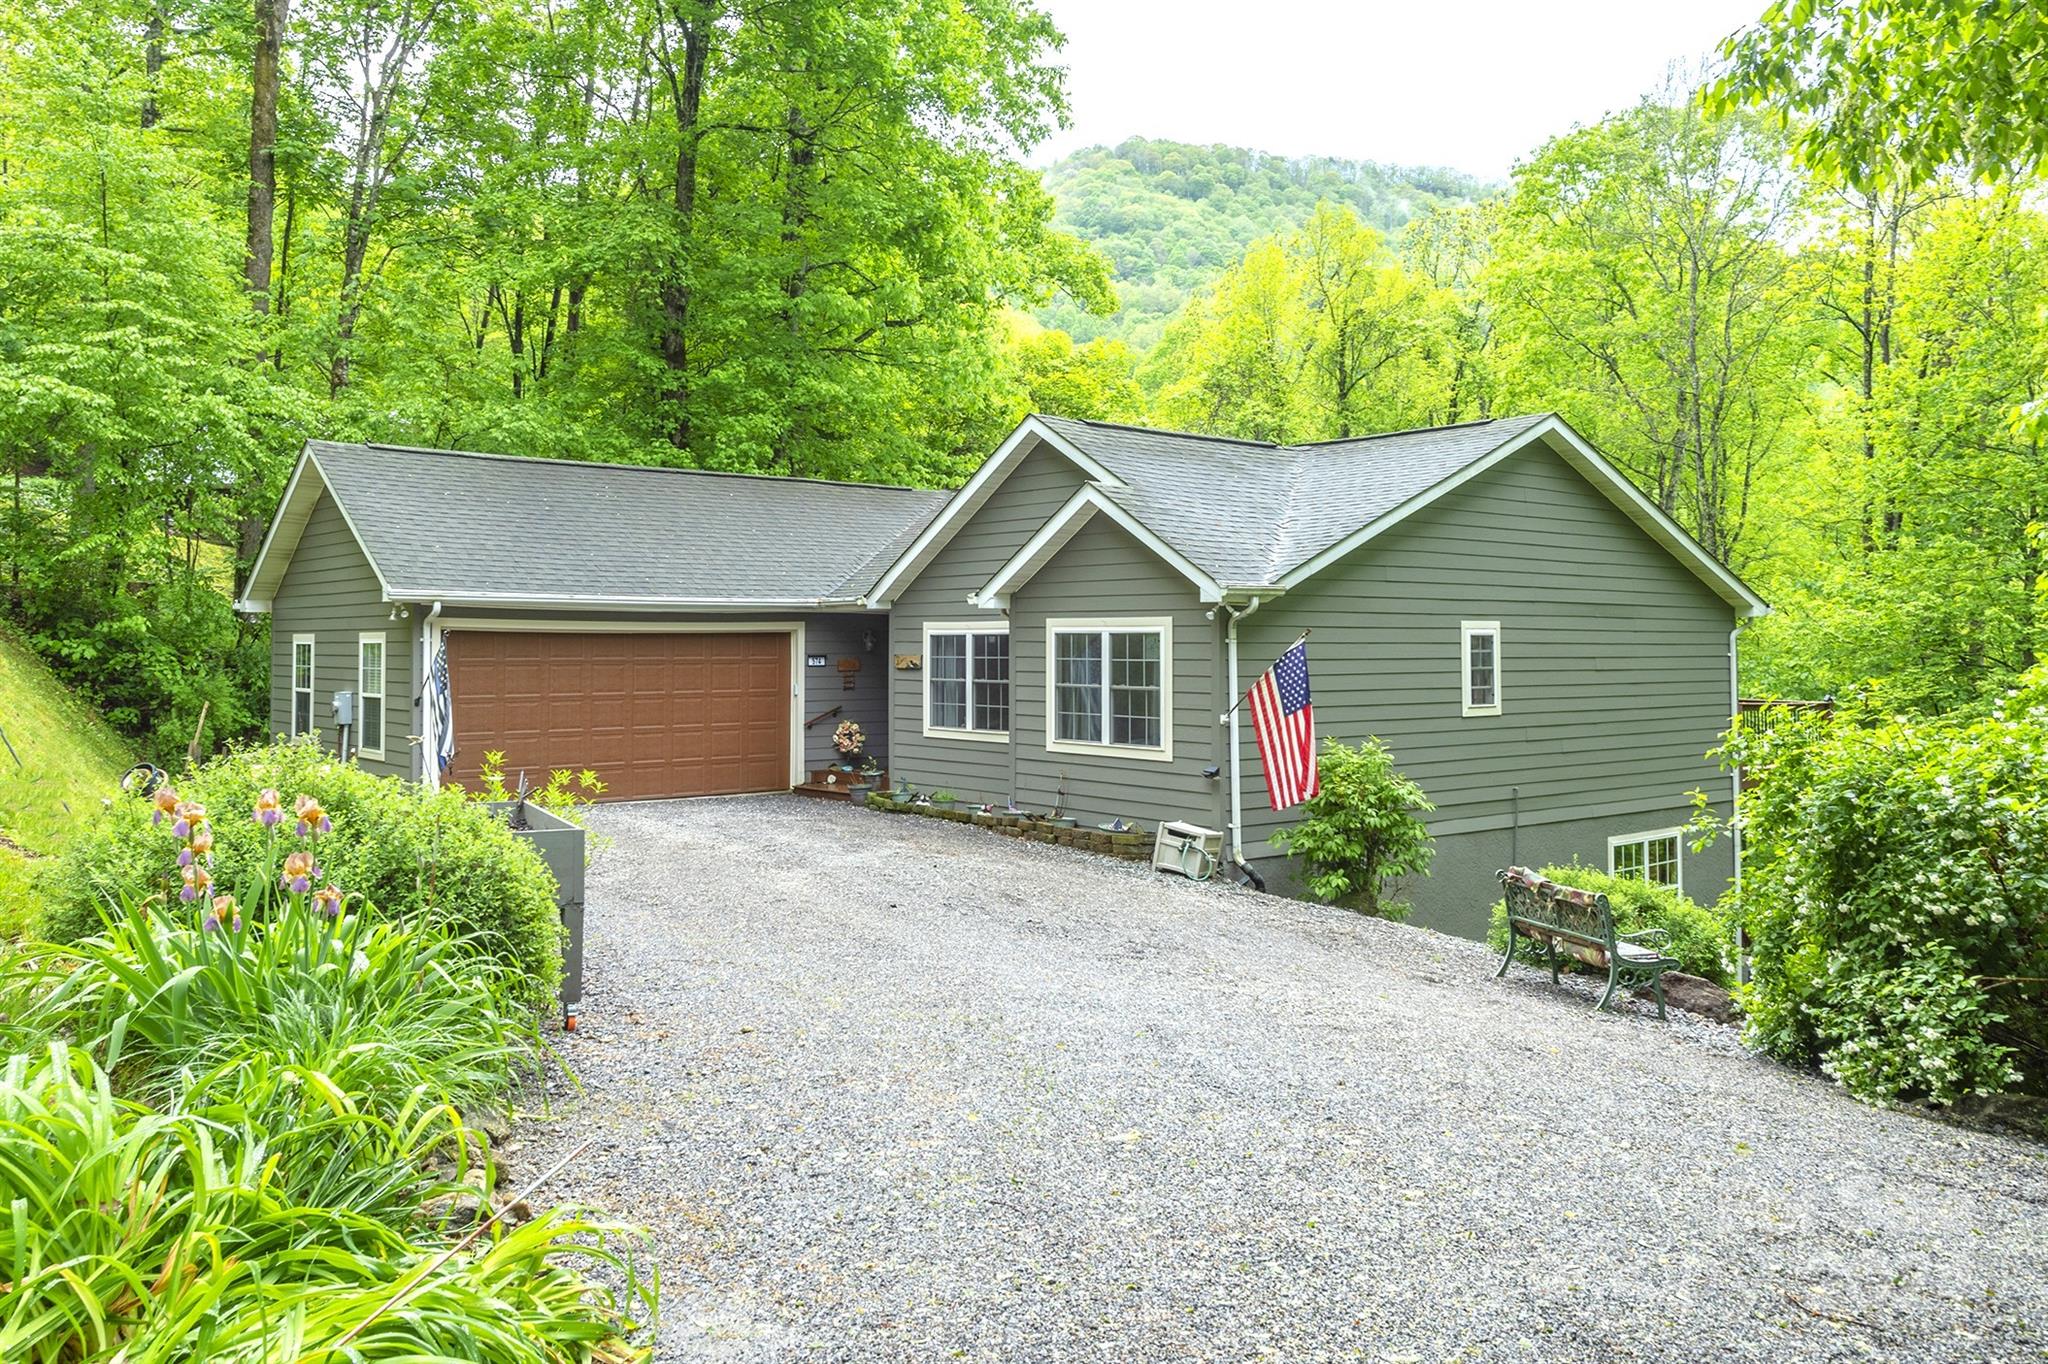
[
  {"xmin": 1032, "ymin": 413, "xmax": 1556, "ymax": 585},
  {"xmin": 309, "ymin": 442, "xmax": 949, "ymax": 603}
]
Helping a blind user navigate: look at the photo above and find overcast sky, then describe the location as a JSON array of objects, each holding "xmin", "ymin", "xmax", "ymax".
[{"xmin": 1030, "ymin": 0, "xmax": 1770, "ymax": 177}]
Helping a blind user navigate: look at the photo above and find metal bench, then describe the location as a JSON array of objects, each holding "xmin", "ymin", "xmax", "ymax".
[{"xmin": 1495, "ymin": 866, "xmax": 1681, "ymax": 1017}]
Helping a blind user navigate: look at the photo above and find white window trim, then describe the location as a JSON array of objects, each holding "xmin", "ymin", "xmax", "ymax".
[
  {"xmin": 1044, "ymin": 616, "xmax": 1174, "ymax": 763},
  {"xmin": 1608, "ymin": 827, "xmax": 1685, "ymax": 893},
  {"xmin": 922, "ymin": 621, "xmax": 1010, "ymax": 744},
  {"xmin": 356, "ymin": 631, "xmax": 386, "ymax": 760},
  {"xmin": 1460, "ymin": 620, "xmax": 1502, "ymax": 717},
  {"xmin": 290, "ymin": 634, "xmax": 315, "ymax": 739}
]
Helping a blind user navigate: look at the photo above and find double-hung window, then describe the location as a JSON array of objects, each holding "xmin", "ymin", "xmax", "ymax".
[
  {"xmin": 291, "ymin": 635, "xmax": 315, "ymax": 738},
  {"xmin": 1461, "ymin": 621, "xmax": 1502, "ymax": 716},
  {"xmin": 357, "ymin": 632, "xmax": 386, "ymax": 759},
  {"xmin": 1610, "ymin": 829, "xmax": 1682, "ymax": 890},
  {"xmin": 1047, "ymin": 618, "xmax": 1172, "ymax": 761},
  {"xmin": 924, "ymin": 623, "xmax": 1009, "ymax": 741}
]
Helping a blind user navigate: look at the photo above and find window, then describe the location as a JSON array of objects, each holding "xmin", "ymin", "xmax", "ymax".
[
  {"xmin": 357, "ymin": 632, "xmax": 385, "ymax": 758},
  {"xmin": 1610, "ymin": 830, "xmax": 1682, "ymax": 890},
  {"xmin": 1047, "ymin": 618, "xmax": 1172, "ymax": 761},
  {"xmin": 1461, "ymin": 621, "xmax": 1502, "ymax": 716},
  {"xmin": 923, "ymin": 623, "xmax": 1009, "ymax": 741},
  {"xmin": 291, "ymin": 635, "xmax": 315, "ymax": 738}
]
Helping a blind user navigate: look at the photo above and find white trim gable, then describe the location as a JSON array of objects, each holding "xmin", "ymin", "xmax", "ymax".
[
  {"xmin": 865, "ymin": 416, "xmax": 1129, "ymax": 608},
  {"xmin": 1273, "ymin": 416, "xmax": 1768, "ymax": 618},
  {"xmin": 234, "ymin": 445, "xmax": 398, "ymax": 613},
  {"xmin": 972, "ymin": 486, "xmax": 1224, "ymax": 609}
]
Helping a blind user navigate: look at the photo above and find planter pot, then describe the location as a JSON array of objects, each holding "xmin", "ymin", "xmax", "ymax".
[
  {"xmin": 1047, "ymin": 816, "xmax": 1077, "ymax": 829},
  {"xmin": 848, "ymin": 783, "xmax": 872, "ymax": 801},
  {"xmin": 487, "ymin": 800, "xmax": 586, "ymax": 1030}
]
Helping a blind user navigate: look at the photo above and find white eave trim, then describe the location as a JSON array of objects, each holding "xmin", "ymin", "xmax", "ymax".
[
  {"xmin": 865, "ymin": 416, "xmax": 1129, "ymax": 608},
  {"xmin": 385, "ymin": 591, "xmax": 874, "ymax": 612},
  {"xmin": 1272, "ymin": 415, "xmax": 1770, "ymax": 618},
  {"xmin": 971, "ymin": 486, "xmax": 1223, "ymax": 608}
]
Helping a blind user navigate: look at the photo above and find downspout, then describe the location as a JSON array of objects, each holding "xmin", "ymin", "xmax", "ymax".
[
  {"xmin": 1730, "ymin": 619, "xmax": 1747, "ymax": 984},
  {"xmin": 422, "ymin": 600, "xmax": 443, "ymax": 789},
  {"xmin": 1002, "ymin": 603, "xmax": 1016, "ymax": 805},
  {"xmin": 1223, "ymin": 596, "xmax": 1264, "ymax": 888}
]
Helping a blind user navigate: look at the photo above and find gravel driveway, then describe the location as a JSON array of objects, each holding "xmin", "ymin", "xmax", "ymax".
[{"xmin": 513, "ymin": 796, "xmax": 2047, "ymax": 1363}]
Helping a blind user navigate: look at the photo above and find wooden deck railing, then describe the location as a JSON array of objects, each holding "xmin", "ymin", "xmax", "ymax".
[{"xmin": 1735, "ymin": 697, "xmax": 1834, "ymax": 786}]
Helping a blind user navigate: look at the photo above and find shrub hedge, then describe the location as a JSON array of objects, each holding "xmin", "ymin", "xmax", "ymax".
[
  {"xmin": 1487, "ymin": 863, "xmax": 1736, "ymax": 988},
  {"xmin": 1730, "ymin": 675, "xmax": 2047, "ymax": 1106},
  {"xmin": 38, "ymin": 739, "xmax": 563, "ymax": 1011}
]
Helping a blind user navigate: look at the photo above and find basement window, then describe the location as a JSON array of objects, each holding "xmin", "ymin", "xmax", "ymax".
[{"xmin": 1610, "ymin": 830, "xmax": 1683, "ymax": 890}]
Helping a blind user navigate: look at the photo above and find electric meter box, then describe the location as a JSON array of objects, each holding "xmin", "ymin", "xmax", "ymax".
[{"xmin": 330, "ymin": 690, "xmax": 355, "ymax": 726}]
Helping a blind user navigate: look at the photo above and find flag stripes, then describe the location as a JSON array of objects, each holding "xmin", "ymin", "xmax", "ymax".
[{"xmin": 1247, "ymin": 639, "xmax": 1317, "ymax": 810}]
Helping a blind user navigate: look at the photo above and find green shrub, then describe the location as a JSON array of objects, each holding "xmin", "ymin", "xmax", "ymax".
[
  {"xmin": 1272, "ymin": 737, "xmax": 1435, "ymax": 919},
  {"xmin": 0, "ymin": 1043, "xmax": 653, "ymax": 1362},
  {"xmin": 1727, "ymin": 673, "xmax": 2048, "ymax": 1105},
  {"xmin": 38, "ymin": 740, "xmax": 563, "ymax": 1010},
  {"xmin": 1486, "ymin": 863, "xmax": 1737, "ymax": 987},
  {"xmin": 29, "ymin": 882, "xmax": 538, "ymax": 1124}
]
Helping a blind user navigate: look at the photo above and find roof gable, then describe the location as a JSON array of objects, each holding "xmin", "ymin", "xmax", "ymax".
[
  {"xmin": 864, "ymin": 416, "xmax": 1127, "ymax": 607},
  {"xmin": 974, "ymin": 413, "xmax": 1766, "ymax": 618}
]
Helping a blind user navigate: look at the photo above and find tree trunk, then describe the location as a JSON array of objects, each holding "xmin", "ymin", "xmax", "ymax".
[
  {"xmin": 141, "ymin": 8, "xmax": 165, "ymax": 129},
  {"xmin": 657, "ymin": 7, "xmax": 713, "ymax": 451},
  {"xmin": 246, "ymin": 0, "xmax": 286, "ymax": 313}
]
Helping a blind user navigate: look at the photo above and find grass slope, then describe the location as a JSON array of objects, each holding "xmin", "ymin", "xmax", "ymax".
[{"xmin": 0, "ymin": 626, "xmax": 130, "ymax": 934}]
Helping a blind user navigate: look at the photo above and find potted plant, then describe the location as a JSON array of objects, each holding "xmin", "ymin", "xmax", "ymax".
[
  {"xmin": 930, "ymin": 788, "xmax": 959, "ymax": 809},
  {"xmin": 832, "ymin": 720, "xmax": 866, "ymax": 770}
]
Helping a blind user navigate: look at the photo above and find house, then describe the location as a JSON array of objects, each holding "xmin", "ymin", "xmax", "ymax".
[{"xmin": 237, "ymin": 414, "xmax": 1766, "ymax": 938}]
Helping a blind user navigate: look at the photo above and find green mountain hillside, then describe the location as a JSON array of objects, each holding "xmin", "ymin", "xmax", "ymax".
[
  {"xmin": 0, "ymin": 625, "xmax": 130, "ymax": 934},
  {"xmin": 1040, "ymin": 137, "xmax": 1490, "ymax": 350}
]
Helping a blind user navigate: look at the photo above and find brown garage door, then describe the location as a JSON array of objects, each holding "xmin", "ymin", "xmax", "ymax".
[{"xmin": 446, "ymin": 631, "xmax": 790, "ymax": 801}]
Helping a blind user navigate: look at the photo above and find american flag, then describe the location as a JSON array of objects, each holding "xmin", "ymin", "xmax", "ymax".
[
  {"xmin": 1248, "ymin": 639, "xmax": 1318, "ymax": 810},
  {"xmin": 428, "ymin": 637, "xmax": 455, "ymax": 774}
]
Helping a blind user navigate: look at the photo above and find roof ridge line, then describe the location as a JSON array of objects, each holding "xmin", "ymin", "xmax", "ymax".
[
  {"xmin": 341, "ymin": 440, "xmax": 941, "ymax": 495},
  {"xmin": 1278, "ymin": 411, "xmax": 1549, "ymax": 450},
  {"xmin": 1042, "ymin": 414, "xmax": 1283, "ymax": 449}
]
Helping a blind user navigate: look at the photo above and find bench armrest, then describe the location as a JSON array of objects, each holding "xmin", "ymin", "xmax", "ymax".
[{"xmin": 1619, "ymin": 928, "xmax": 1671, "ymax": 948}]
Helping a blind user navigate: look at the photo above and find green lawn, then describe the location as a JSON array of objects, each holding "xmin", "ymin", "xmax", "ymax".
[{"xmin": 0, "ymin": 626, "xmax": 130, "ymax": 935}]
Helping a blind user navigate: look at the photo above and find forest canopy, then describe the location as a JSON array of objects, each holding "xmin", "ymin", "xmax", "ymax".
[{"xmin": 0, "ymin": 0, "xmax": 2041, "ymax": 762}]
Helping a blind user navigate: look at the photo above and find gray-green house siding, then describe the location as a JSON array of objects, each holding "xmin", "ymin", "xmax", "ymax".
[
  {"xmin": 1233, "ymin": 438, "xmax": 1739, "ymax": 938},
  {"xmin": 886, "ymin": 441, "xmax": 1085, "ymax": 804},
  {"xmin": 886, "ymin": 440, "xmax": 1223, "ymax": 820},
  {"xmin": 268, "ymin": 491, "xmax": 418, "ymax": 780}
]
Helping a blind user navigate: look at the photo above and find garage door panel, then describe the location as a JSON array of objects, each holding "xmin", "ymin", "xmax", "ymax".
[{"xmin": 448, "ymin": 631, "xmax": 789, "ymax": 801}]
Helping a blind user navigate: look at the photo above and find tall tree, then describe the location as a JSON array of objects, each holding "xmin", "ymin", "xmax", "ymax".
[
  {"xmin": 1712, "ymin": 0, "xmax": 2048, "ymax": 193},
  {"xmin": 1485, "ymin": 96, "xmax": 1815, "ymax": 565},
  {"xmin": 1143, "ymin": 204, "xmax": 1454, "ymax": 443},
  {"xmin": 246, "ymin": 0, "xmax": 287, "ymax": 313}
]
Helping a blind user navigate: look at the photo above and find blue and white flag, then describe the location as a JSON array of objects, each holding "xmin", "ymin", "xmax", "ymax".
[{"xmin": 428, "ymin": 636, "xmax": 455, "ymax": 775}]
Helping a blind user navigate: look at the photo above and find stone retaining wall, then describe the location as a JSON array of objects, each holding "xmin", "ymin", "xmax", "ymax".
[{"xmin": 863, "ymin": 795, "xmax": 1152, "ymax": 861}]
